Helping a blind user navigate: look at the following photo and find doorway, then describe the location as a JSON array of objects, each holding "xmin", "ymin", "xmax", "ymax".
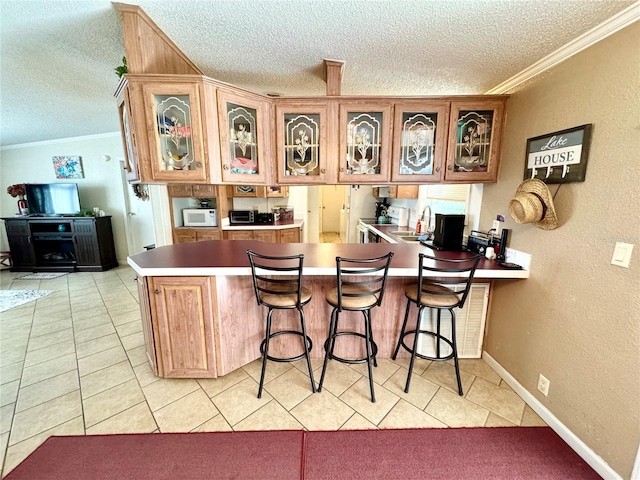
[{"xmin": 319, "ymin": 185, "xmax": 349, "ymax": 243}]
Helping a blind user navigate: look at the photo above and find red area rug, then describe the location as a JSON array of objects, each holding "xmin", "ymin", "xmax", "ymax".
[{"xmin": 5, "ymin": 427, "xmax": 599, "ymax": 480}]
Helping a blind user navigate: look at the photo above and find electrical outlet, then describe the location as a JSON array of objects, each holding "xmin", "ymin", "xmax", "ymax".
[{"xmin": 537, "ymin": 374, "xmax": 550, "ymax": 396}]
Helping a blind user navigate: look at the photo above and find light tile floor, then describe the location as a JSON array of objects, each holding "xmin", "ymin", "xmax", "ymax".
[
  {"xmin": 319, "ymin": 232, "xmax": 342, "ymax": 243},
  {"xmin": 0, "ymin": 266, "xmax": 546, "ymax": 477}
]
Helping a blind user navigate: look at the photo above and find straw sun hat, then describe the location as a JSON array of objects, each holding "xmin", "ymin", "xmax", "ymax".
[{"xmin": 508, "ymin": 179, "xmax": 558, "ymax": 230}]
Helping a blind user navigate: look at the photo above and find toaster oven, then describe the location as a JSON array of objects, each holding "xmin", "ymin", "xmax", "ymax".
[{"xmin": 229, "ymin": 210, "xmax": 256, "ymax": 225}]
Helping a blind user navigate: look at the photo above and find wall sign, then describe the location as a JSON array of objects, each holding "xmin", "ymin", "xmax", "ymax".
[{"xmin": 523, "ymin": 124, "xmax": 592, "ymax": 184}]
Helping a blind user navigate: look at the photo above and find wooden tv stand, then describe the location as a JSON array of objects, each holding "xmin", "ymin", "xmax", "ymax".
[{"xmin": 3, "ymin": 216, "xmax": 118, "ymax": 272}]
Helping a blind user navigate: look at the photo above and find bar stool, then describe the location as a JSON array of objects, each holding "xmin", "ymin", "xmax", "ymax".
[
  {"xmin": 247, "ymin": 250, "xmax": 315, "ymax": 398},
  {"xmin": 318, "ymin": 252, "xmax": 394, "ymax": 403},
  {"xmin": 392, "ymin": 252, "xmax": 480, "ymax": 395}
]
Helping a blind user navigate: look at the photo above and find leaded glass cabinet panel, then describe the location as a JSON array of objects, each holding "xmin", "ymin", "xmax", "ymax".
[
  {"xmin": 445, "ymin": 99, "xmax": 506, "ymax": 183},
  {"xmin": 143, "ymin": 82, "xmax": 207, "ymax": 182},
  {"xmin": 218, "ymin": 89, "xmax": 271, "ymax": 184},
  {"xmin": 338, "ymin": 102, "xmax": 391, "ymax": 183},
  {"xmin": 391, "ymin": 101, "xmax": 449, "ymax": 183},
  {"xmin": 276, "ymin": 102, "xmax": 331, "ymax": 184}
]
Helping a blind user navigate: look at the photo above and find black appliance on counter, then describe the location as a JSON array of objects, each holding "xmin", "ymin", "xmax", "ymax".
[
  {"xmin": 229, "ymin": 210, "xmax": 275, "ymax": 225},
  {"xmin": 432, "ymin": 214, "xmax": 465, "ymax": 251}
]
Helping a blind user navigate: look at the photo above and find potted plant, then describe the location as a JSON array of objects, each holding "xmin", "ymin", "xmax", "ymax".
[{"xmin": 197, "ymin": 198, "xmax": 214, "ymax": 208}]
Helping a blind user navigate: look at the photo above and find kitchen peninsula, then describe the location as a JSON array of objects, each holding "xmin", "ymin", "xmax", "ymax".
[{"xmin": 128, "ymin": 240, "xmax": 528, "ymax": 380}]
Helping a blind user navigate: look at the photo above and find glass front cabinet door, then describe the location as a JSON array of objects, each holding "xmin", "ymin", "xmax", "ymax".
[
  {"xmin": 275, "ymin": 101, "xmax": 332, "ymax": 184},
  {"xmin": 391, "ymin": 101, "xmax": 450, "ymax": 183},
  {"xmin": 338, "ymin": 102, "xmax": 392, "ymax": 183},
  {"xmin": 217, "ymin": 89, "xmax": 271, "ymax": 184},
  {"xmin": 115, "ymin": 79, "xmax": 141, "ymax": 182},
  {"xmin": 142, "ymin": 82, "xmax": 207, "ymax": 182},
  {"xmin": 445, "ymin": 99, "xmax": 506, "ymax": 183}
]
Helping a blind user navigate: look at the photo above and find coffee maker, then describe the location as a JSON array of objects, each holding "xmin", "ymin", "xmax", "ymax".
[{"xmin": 433, "ymin": 214, "xmax": 465, "ymax": 251}]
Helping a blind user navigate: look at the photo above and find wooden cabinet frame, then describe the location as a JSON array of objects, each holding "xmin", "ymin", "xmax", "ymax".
[
  {"xmin": 217, "ymin": 88, "xmax": 273, "ymax": 185},
  {"xmin": 391, "ymin": 100, "xmax": 450, "ymax": 183},
  {"xmin": 338, "ymin": 101, "xmax": 392, "ymax": 184},
  {"xmin": 444, "ymin": 99, "xmax": 506, "ymax": 183},
  {"xmin": 275, "ymin": 100, "xmax": 335, "ymax": 184}
]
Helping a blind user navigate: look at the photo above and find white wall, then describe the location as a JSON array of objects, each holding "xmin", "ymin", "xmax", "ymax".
[{"xmin": 0, "ymin": 133, "xmax": 130, "ymax": 263}]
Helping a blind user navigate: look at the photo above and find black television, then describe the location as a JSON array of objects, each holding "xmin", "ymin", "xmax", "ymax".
[{"xmin": 25, "ymin": 183, "xmax": 81, "ymax": 216}]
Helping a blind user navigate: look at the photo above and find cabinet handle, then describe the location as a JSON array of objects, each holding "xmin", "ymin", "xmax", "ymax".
[
  {"xmin": 447, "ymin": 165, "xmax": 453, "ymax": 171},
  {"xmin": 154, "ymin": 289, "xmax": 160, "ymax": 294},
  {"xmin": 320, "ymin": 168, "xmax": 326, "ymax": 174},
  {"xmin": 340, "ymin": 167, "xmax": 345, "ymax": 172},
  {"xmin": 436, "ymin": 166, "xmax": 441, "ymax": 172},
  {"xmin": 223, "ymin": 164, "xmax": 229, "ymax": 170},
  {"xmin": 196, "ymin": 162, "xmax": 202, "ymax": 168}
]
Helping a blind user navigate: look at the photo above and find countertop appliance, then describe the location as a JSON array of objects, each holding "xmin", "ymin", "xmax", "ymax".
[
  {"xmin": 229, "ymin": 210, "xmax": 276, "ymax": 225},
  {"xmin": 229, "ymin": 210, "xmax": 256, "ymax": 225},
  {"xmin": 466, "ymin": 230, "xmax": 492, "ymax": 255},
  {"xmin": 386, "ymin": 206, "xmax": 408, "ymax": 227},
  {"xmin": 183, "ymin": 208, "xmax": 217, "ymax": 227},
  {"xmin": 433, "ymin": 214, "xmax": 465, "ymax": 251}
]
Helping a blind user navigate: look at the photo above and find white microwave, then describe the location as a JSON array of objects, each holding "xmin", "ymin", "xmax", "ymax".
[{"xmin": 183, "ymin": 208, "xmax": 217, "ymax": 227}]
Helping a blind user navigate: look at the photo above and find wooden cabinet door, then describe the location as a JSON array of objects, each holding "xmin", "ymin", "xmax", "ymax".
[
  {"xmin": 217, "ymin": 88, "xmax": 272, "ymax": 184},
  {"xmin": 116, "ymin": 79, "xmax": 141, "ymax": 182},
  {"xmin": 135, "ymin": 276, "xmax": 160, "ymax": 375},
  {"xmin": 150, "ymin": 276, "xmax": 217, "ymax": 377},
  {"xmin": 143, "ymin": 81, "xmax": 208, "ymax": 183},
  {"xmin": 391, "ymin": 100, "xmax": 449, "ymax": 183},
  {"xmin": 226, "ymin": 230, "xmax": 254, "ymax": 240},
  {"xmin": 73, "ymin": 220, "xmax": 100, "ymax": 266},
  {"xmin": 338, "ymin": 101, "xmax": 392, "ymax": 183},
  {"xmin": 275, "ymin": 100, "xmax": 334, "ymax": 184},
  {"xmin": 167, "ymin": 184, "xmax": 193, "ymax": 197},
  {"xmin": 4, "ymin": 220, "xmax": 36, "ymax": 268},
  {"xmin": 195, "ymin": 230, "xmax": 220, "ymax": 241},
  {"xmin": 191, "ymin": 184, "xmax": 217, "ymax": 197},
  {"xmin": 254, "ymin": 230, "xmax": 277, "ymax": 243},
  {"xmin": 278, "ymin": 228, "xmax": 300, "ymax": 243},
  {"xmin": 174, "ymin": 229, "xmax": 197, "ymax": 244},
  {"xmin": 444, "ymin": 99, "xmax": 506, "ymax": 183}
]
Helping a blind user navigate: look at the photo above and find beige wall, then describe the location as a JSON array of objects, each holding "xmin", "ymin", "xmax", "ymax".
[
  {"xmin": 0, "ymin": 134, "xmax": 130, "ymax": 264},
  {"xmin": 480, "ymin": 23, "xmax": 639, "ymax": 478}
]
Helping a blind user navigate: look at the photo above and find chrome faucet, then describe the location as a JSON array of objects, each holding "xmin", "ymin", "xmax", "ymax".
[{"xmin": 421, "ymin": 205, "xmax": 432, "ymax": 233}]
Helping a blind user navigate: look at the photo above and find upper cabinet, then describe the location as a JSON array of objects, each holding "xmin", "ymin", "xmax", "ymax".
[
  {"xmin": 115, "ymin": 79, "xmax": 141, "ymax": 182},
  {"xmin": 122, "ymin": 75, "xmax": 222, "ymax": 184},
  {"xmin": 391, "ymin": 100, "xmax": 450, "ymax": 183},
  {"xmin": 338, "ymin": 101, "xmax": 392, "ymax": 184},
  {"xmin": 275, "ymin": 100, "xmax": 335, "ymax": 184},
  {"xmin": 444, "ymin": 99, "xmax": 506, "ymax": 183},
  {"xmin": 143, "ymin": 81, "xmax": 207, "ymax": 182},
  {"xmin": 217, "ymin": 89, "xmax": 273, "ymax": 185}
]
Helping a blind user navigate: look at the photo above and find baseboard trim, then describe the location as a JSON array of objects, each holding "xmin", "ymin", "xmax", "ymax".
[{"xmin": 483, "ymin": 352, "xmax": 622, "ymax": 480}]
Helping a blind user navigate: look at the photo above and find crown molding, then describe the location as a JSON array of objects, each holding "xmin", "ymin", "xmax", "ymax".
[{"xmin": 486, "ymin": 2, "xmax": 640, "ymax": 94}]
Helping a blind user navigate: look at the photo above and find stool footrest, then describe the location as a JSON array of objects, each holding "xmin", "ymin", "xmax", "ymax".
[
  {"xmin": 260, "ymin": 330, "xmax": 313, "ymax": 363},
  {"xmin": 397, "ymin": 329, "xmax": 455, "ymax": 362},
  {"xmin": 323, "ymin": 331, "xmax": 378, "ymax": 365}
]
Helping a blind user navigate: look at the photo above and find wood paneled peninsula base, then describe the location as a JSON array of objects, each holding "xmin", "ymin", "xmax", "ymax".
[{"xmin": 128, "ymin": 240, "xmax": 528, "ymax": 379}]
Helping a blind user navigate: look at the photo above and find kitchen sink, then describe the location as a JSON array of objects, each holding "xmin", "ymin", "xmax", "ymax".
[{"xmin": 397, "ymin": 235, "xmax": 422, "ymax": 242}]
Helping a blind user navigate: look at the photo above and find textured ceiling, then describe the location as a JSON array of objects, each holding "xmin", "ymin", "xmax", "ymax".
[{"xmin": 0, "ymin": 0, "xmax": 635, "ymax": 147}]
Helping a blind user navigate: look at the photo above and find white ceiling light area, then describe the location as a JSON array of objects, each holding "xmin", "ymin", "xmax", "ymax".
[{"xmin": 0, "ymin": 0, "xmax": 637, "ymax": 147}]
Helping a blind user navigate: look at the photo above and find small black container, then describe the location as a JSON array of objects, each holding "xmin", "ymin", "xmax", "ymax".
[{"xmin": 433, "ymin": 214, "xmax": 465, "ymax": 251}]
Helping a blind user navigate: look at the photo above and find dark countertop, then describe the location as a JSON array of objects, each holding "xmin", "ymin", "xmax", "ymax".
[{"xmin": 128, "ymin": 240, "xmax": 529, "ymax": 279}]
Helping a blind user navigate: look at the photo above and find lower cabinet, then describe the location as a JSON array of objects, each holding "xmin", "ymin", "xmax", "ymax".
[
  {"xmin": 173, "ymin": 228, "xmax": 221, "ymax": 244},
  {"xmin": 224, "ymin": 227, "xmax": 300, "ymax": 243},
  {"xmin": 135, "ymin": 275, "xmax": 160, "ymax": 376},
  {"xmin": 148, "ymin": 276, "xmax": 218, "ymax": 378}
]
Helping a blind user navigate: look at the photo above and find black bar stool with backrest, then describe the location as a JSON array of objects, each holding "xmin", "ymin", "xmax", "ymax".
[
  {"xmin": 318, "ymin": 252, "xmax": 394, "ymax": 403},
  {"xmin": 247, "ymin": 250, "xmax": 316, "ymax": 398},
  {"xmin": 392, "ymin": 252, "xmax": 481, "ymax": 395}
]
